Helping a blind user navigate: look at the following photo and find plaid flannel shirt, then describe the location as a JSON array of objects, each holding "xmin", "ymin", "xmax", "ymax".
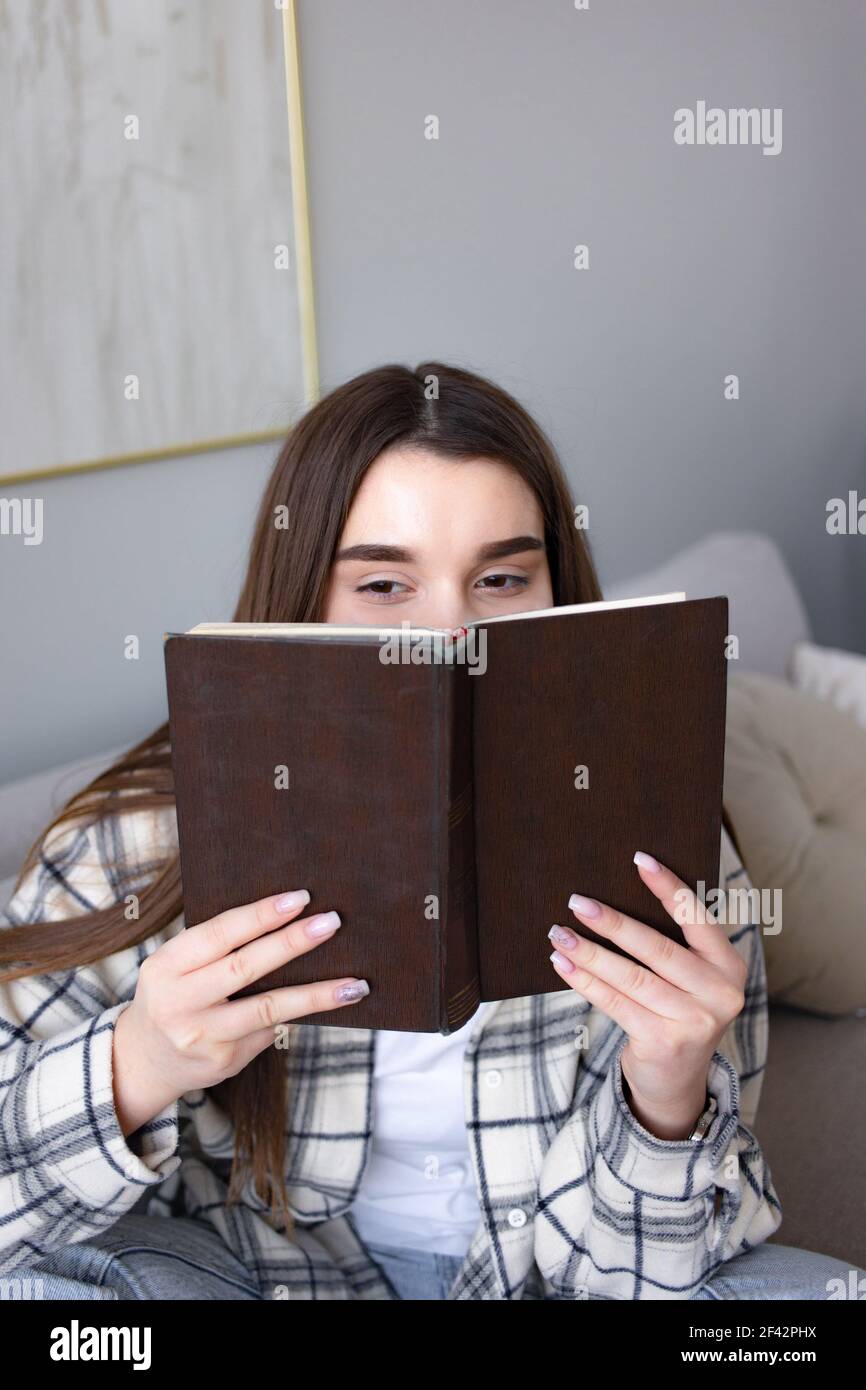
[{"xmin": 0, "ymin": 802, "xmax": 782, "ymax": 1300}]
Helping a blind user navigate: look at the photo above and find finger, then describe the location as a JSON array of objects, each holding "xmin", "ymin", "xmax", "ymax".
[
  {"xmin": 214, "ymin": 1020, "xmax": 304, "ymax": 1078},
  {"xmin": 186, "ymin": 909, "xmax": 343, "ymax": 1010},
  {"xmin": 234, "ymin": 1018, "xmax": 308, "ymax": 1069},
  {"xmin": 234, "ymin": 1024, "xmax": 286, "ymax": 1068},
  {"xmin": 548, "ymin": 922, "xmax": 691, "ymax": 1021},
  {"xmin": 632, "ymin": 850, "xmax": 746, "ymax": 977},
  {"xmin": 158, "ymin": 890, "xmax": 313, "ymax": 974},
  {"xmin": 549, "ymin": 950, "xmax": 656, "ymax": 1041},
  {"xmin": 566, "ymin": 885, "xmax": 718, "ymax": 996},
  {"xmin": 209, "ymin": 977, "xmax": 371, "ymax": 1042}
]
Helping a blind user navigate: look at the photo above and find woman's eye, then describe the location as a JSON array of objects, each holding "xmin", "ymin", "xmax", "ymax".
[
  {"xmin": 355, "ymin": 579, "xmax": 409, "ymax": 600},
  {"xmin": 476, "ymin": 573, "xmax": 529, "ymax": 593}
]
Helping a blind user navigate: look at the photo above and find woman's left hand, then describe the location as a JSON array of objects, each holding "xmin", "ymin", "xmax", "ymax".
[{"xmin": 548, "ymin": 850, "xmax": 748, "ymax": 1141}]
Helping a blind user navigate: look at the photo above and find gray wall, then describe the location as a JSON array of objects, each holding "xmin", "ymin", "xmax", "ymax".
[{"xmin": 2, "ymin": 0, "xmax": 865, "ymax": 784}]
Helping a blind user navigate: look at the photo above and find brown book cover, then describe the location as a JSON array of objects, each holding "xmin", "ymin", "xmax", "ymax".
[{"xmin": 163, "ymin": 593, "xmax": 728, "ymax": 1034}]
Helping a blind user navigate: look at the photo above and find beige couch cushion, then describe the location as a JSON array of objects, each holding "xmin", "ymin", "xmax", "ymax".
[{"xmin": 724, "ymin": 673, "xmax": 866, "ymax": 1016}]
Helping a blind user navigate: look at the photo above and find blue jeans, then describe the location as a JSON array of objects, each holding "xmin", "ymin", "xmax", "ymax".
[
  {"xmin": 0, "ymin": 1213, "xmax": 262, "ymax": 1302},
  {"xmin": 0, "ymin": 1214, "xmax": 862, "ymax": 1301},
  {"xmin": 367, "ymin": 1238, "xmax": 866, "ymax": 1301}
]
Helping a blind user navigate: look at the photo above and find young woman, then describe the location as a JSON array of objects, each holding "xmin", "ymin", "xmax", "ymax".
[{"xmin": 0, "ymin": 362, "xmax": 859, "ymax": 1301}]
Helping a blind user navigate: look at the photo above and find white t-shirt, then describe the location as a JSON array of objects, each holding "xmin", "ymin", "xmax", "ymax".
[{"xmin": 350, "ymin": 1000, "xmax": 500, "ymax": 1256}]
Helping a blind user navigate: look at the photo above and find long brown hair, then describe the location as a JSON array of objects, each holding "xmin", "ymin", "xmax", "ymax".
[{"xmin": 0, "ymin": 361, "xmax": 603, "ymax": 1231}]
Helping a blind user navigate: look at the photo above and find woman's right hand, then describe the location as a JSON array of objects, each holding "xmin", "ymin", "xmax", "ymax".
[{"xmin": 111, "ymin": 889, "xmax": 367, "ymax": 1137}]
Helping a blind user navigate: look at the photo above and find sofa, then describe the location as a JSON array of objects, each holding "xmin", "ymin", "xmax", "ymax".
[
  {"xmin": 606, "ymin": 531, "xmax": 866, "ymax": 1269},
  {"xmin": 2, "ymin": 531, "xmax": 864, "ymax": 1268}
]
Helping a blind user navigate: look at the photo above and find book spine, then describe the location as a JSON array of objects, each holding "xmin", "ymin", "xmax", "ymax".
[{"xmin": 438, "ymin": 659, "xmax": 480, "ymax": 1033}]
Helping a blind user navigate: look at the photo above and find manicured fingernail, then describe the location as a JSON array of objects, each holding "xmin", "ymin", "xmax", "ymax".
[
  {"xmin": 548, "ymin": 923, "xmax": 578, "ymax": 949},
  {"xmin": 274, "ymin": 889, "xmax": 311, "ymax": 912},
  {"xmin": 334, "ymin": 979, "xmax": 370, "ymax": 1003},
  {"xmin": 568, "ymin": 893, "xmax": 601, "ymax": 919},
  {"xmin": 634, "ymin": 851, "xmax": 661, "ymax": 873},
  {"xmin": 550, "ymin": 950, "xmax": 575, "ymax": 974},
  {"xmin": 305, "ymin": 911, "xmax": 341, "ymax": 938}
]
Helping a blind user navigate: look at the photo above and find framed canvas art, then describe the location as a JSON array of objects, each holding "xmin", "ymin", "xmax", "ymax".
[{"xmin": 0, "ymin": 0, "xmax": 317, "ymax": 485}]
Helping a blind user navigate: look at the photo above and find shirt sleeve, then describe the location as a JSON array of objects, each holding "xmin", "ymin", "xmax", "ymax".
[
  {"xmin": 0, "ymin": 808, "xmax": 183, "ymax": 1276},
  {"xmin": 533, "ymin": 825, "xmax": 783, "ymax": 1300}
]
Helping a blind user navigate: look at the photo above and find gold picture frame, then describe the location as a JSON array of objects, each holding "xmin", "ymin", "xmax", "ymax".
[{"xmin": 0, "ymin": 0, "xmax": 318, "ymax": 488}]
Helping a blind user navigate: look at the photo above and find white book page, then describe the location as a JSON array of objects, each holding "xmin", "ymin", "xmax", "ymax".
[
  {"xmin": 467, "ymin": 591, "xmax": 686, "ymax": 626},
  {"xmin": 184, "ymin": 592, "xmax": 686, "ymax": 639}
]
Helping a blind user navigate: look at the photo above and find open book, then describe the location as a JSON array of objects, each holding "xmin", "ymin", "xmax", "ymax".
[{"xmin": 163, "ymin": 592, "xmax": 728, "ymax": 1033}]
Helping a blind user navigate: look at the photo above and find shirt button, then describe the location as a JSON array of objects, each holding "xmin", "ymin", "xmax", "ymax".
[
  {"xmin": 507, "ymin": 1208, "xmax": 527, "ymax": 1229},
  {"xmin": 485, "ymin": 1069, "xmax": 502, "ymax": 1087}
]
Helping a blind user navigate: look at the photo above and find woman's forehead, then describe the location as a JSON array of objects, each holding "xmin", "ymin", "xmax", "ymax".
[{"xmin": 339, "ymin": 447, "xmax": 543, "ymax": 549}]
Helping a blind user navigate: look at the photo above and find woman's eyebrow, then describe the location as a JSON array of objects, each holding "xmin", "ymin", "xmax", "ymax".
[
  {"xmin": 476, "ymin": 535, "xmax": 545, "ymax": 563},
  {"xmin": 334, "ymin": 536, "xmax": 546, "ymax": 564}
]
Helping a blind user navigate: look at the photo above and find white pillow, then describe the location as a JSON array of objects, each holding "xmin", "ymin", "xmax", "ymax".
[{"xmin": 789, "ymin": 641, "xmax": 866, "ymax": 729}]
